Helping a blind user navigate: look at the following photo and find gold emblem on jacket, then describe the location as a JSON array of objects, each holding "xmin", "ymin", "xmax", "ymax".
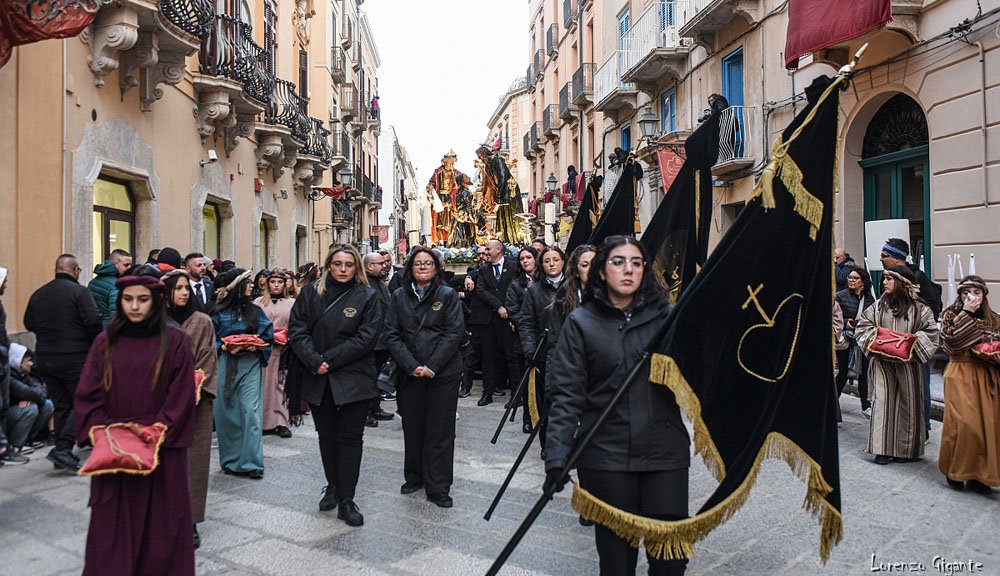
[
  {"xmin": 343, "ymin": 307, "xmax": 357, "ymax": 318},
  {"xmin": 432, "ymin": 301, "xmax": 443, "ymax": 311}
]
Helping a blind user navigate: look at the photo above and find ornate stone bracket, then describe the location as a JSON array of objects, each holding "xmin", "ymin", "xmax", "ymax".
[
  {"xmin": 82, "ymin": 5, "xmax": 140, "ymax": 87},
  {"xmin": 255, "ymin": 132, "xmax": 286, "ymax": 176},
  {"xmin": 293, "ymin": 158, "xmax": 317, "ymax": 193},
  {"xmin": 193, "ymin": 90, "xmax": 235, "ymax": 141},
  {"xmin": 138, "ymin": 50, "xmax": 187, "ymax": 111},
  {"xmin": 225, "ymin": 113, "xmax": 258, "ymax": 156},
  {"xmin": 119, "ymin": 28, "xmax": 158, "ymax": 94}
]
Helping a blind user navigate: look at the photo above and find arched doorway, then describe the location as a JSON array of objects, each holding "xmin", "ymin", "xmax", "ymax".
[{"xmin": 859, "ymin": 94, "xmax": 930, "ymax": 273}]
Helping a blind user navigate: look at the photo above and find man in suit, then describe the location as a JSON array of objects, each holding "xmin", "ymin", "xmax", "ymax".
[
  {"xmin": 184, "ymin": 253, "xmax": 215, "ymax": 313},
  {"xmin": 460, "ymin": 246, "xmax": 490, "ymax": 398},
  {"xmin": 474, "ymin": 240, "xmax": 518, "ymax": 406}
]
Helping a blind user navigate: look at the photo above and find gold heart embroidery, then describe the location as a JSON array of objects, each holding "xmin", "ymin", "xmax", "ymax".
[{"xmin": 737, "ymin": 284, "xmax": 804, "ymax": 383}]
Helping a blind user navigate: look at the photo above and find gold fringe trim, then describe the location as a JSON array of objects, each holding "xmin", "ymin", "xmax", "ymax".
[
  {"xmin": 527, "ymin": 367, "xmax": 540, "ymax": 428},
  {"xmin": 749, "ymin": 75, "xmax": 848, "ymax": 241},
  {"xmin": 649, "ymin": 354, "xmax": 725, "ymax": 482},
  {"xmin": 572, "ymin": 432, "xmax": 843, "ymax": 563}
]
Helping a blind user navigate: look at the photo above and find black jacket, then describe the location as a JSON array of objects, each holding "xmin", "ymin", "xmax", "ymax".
[
  {"xmin": 835, "ymin": 288, "xmax": 874, "ymax": 329},
  {"xmin": 465, "ymin": 265, "xmax": 491, "ymax": 327},
  {"xmin": 10, "ymin": 370, "xmax": 48, "ymax": 405},
  {"xmin": 383, "ymin": 280, "xmax": 464, "ymax": 381},
  {"xmin": 24, "ymin": 274, "xmax": 102, "ymax": 357},
  {"xmin": 475, "ymin": 256, "xmax": 518, "ymax": 325},
  {"xmin": 288, "ymin": 280, "xmax": 383, "ymax": 406},
  {"xmin": 505, "ymin": 274, "xmax": 533, "ymax": 323},
  {"xmin": 545, "ymin": 297, "xmax": 690, "ymax": 473},
  {"xmin": 518, "ymin": 278, "xmax": 561, "ymax": 365},
  {"xmin": 190, "ymin": 276, "xmax": 215, "ymax": 314},
  {"xmin": 366, "ymin": 273, "xmax": 391, "ymax": 351},
  {"xmin": 908, "ymin": 263, "xmax": 942, "ymax": 319}
]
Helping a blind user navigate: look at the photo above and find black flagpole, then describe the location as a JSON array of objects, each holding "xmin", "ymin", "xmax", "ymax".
[
  {"xmin": 490, "ymin": 330, "xmax": 547, "ymax": 445},
  {"xmin": 485, "ymin": 351, "xmax": 651, "ymax": 576},
  {"xmin": 484, "ymin": 406, "xmax": 546, "ymax": 521}
]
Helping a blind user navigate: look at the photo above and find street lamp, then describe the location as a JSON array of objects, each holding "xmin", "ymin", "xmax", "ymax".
[
  {"xmin": 545, "ymin": 172, "xmax": 558, "ymax": 193},
  {"xmin": 339, "ymin": 165, "xmax": 354, "ymax": 190},
  {"xmin": 638, "ymin": 106, "xmax": 659, "ymax": 143}
]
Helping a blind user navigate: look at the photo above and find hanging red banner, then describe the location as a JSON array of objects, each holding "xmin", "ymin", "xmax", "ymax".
[
  {"xmin": 657, "ymin": 146, "xmax": 685, "ymax": 194},
  {"xmin": 0, "ymin": 0, "xmax": 102, "ymax": 68},
  {"xmin": 374, "ymin": 225, "xmax": 389, "ymax": 244}
]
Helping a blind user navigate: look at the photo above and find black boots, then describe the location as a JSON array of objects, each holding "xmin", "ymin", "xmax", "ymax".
[{"xmin": 337, "ymin": 499, "xmax": 364, "ymax": 526}]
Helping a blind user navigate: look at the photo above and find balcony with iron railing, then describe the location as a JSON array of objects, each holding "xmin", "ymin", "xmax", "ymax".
[
  {"xmin": 523, "ymin": 132, "xmax": 536, "ymax": 159},
  {"xmin": 329, "ymin": 125, "xmax": 349, "ymax": 166},
  {"xmin": 352, "ymin": 99, "xmax": 369, "ymax": 136},
  {"xmin": 530, "ymin": 121, "xmax": 544, "ymax": 152},
  {"xmin": 330, "ymin": 45, "xmax": 346, "ymax": 83},
  {"xmin": 341, "ymin": 82, "xmax": 357, "ymax": 121},
  {"xmin": 559, "ymin": 82, "xmax": 577, "ymax": 121},
  {"xmin": 526, "ymin": 63, "xmax": 535, "ymax": 90},
  {"xmin": 712, "ymin": 105, "xmax": 760, "ymax": 180},
  {"xmin": 546, "ymin": 23, "xmax": 559, "ymax": 57},
  {"xmin": 533, "ymin": 49, "xmax": 545, "ymax": 80},
  {"xmin": 594, "ymin": 51, "xmax": 638, "ymax": 117},
  {"xmin": 351, "ymin": 40, "xmax": 362, "ymax": 71},
  {"xmin": 621, "ymin": 1, "xmax": 687, "ymax": 88},
  {"xmin": 342, "ymin": 17, "xmax": 354, "ymax": 48},
  {"xmin": 563, "ymin": 0, "xmax": 578, "ymax": 30},
  {"xmin": 265, "ymin": 78, "xmax": 310, "ymax": 143},
  {"xmin": 87, "ymin": 0, "xmax": 211, "ymax": 94},
  {"xmin": 572, "ymin": 63, "xmax": 594, "ymax": 106},
  {"xmin": 301, "ymin": 117, "xmax": 333, "ymax": 166},
  {"xmin": 677, "ymin": 0, "xmax": 761, "ymax": 42},
  {"xmin": 543, "ymin": 104, "xmax": 560, "ymax": 138},
  {"xmin": 332, "ymin": 199, "xmax": 353, "ymax": 229},
  {"xmin": 362, "ymin": 175, "xmax": 375, "ymax": 202}
]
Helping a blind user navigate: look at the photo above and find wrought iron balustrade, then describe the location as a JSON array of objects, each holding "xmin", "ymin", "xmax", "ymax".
[
  {"xmin": 266, "ymin": 78, "xmax": 310, "ymax": 141},
  {"xmin": 572, "ymin": 62, "xmax": 594, "ymax": 105},
  {"xmin": 563, "ymin": 0, "xmax": 578, "ymax": 29},
  {"xmin": 161, "ymin": 0, "xmax": 214, "ymax": 39},
  {"xmin": 199, "ymin": 15, "xmax": 274, "ymax": 103},
  {"xmin": 303, "ymin": 117, "xmax": 333, "ymax": 164}
]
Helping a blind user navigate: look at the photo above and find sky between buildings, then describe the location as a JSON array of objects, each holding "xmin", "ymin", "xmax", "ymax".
[{"xmin": 366, "ymin": 1, "xmax": 529, "ymax": 225}]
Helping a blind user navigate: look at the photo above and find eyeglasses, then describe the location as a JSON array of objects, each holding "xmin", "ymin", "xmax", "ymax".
[
  {"xmin": 413, "ymin": 261, "xmax": 436, "ymax": 269},
  {"xmin": 608, "ymin": 257, "xmax": 645, "ymax": 270},
  {"xmin": 847, "ymin": 276, "xmax": 863, "ymax": 282}
]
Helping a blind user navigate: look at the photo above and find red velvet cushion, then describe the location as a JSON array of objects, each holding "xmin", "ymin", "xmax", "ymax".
[
  {"xmin": 221, "ymin": 334, "xmax": 268, "ymax": 349},
  {"xmin": 274, "ymin": 328, "xmax": 288, "ymax": 346},
  {"xmin": 79, "ymin": 423, "xmax": 167, "ymax": 477},
  {"xmin": 971, "ymin": 341, "xmax": 1000, "ymax": 365},
  {"xmin": 867, "ymin": 327, "xmax": 917, "ymax": 362},
  {"xmin": 194, "ymin": 369, "xmax": 206, "ymax": 405}
]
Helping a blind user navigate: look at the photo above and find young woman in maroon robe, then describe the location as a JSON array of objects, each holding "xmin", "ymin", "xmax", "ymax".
[{"xmin": 75, "ymin": 265, "xmax": 197, "ymax": 576}]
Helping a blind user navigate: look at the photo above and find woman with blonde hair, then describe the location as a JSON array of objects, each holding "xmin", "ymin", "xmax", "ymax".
[
  {"xmin": 288, "ymin": 245, "xmax": 383, "ymax": 526},
  {"xmin": 856, "ymin": 265, "xmax": 939, "ymax": 465},
  {"xmin": 254, "ymin": 269, "xmax": 295, "ymax": 439},
  {"xmin": 938, "ymin": 275, "xmax": 1000, "ymax": 494}
]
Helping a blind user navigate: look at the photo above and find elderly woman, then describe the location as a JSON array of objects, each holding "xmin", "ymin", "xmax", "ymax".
[
  {"xmin": 288, "ymin": 245, "xmax": 382, "ymax": 526},
  {"xmin": 856, "ymin": 265, "xmax": 939, "ymax": 465},
  {"xmin": 383, "ymin": 246, "xmax": 465, "ymax": 508},
  {"xmin": 938, "ymin": 275, "xmax": 1000, "ymax": 494}
]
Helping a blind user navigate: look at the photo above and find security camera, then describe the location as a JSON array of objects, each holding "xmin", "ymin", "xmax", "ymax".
[{"xmin": 201, "ymin": 149, "xmax": 219, "ymax": 167}]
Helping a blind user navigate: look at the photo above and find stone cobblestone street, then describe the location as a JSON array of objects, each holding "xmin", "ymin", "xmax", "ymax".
[{"xmin": 1, "ymin": 392, "xmax": 997, "ymax": 576}]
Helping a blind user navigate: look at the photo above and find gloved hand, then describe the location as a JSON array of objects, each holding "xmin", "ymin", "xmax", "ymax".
[{"xmin": 543, "ymin": 467, "xmax": 566, "ymax": 494}]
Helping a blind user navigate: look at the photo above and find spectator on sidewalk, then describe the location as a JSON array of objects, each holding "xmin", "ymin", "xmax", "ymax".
[
  {"xmin": 88, "ymin": 249, "xmax": 132, "ymax": 327},
  {"xmin": 145, "ymin": 249, "xmax": 160, "ymax": 266},
  {"xmin": 834, "ymin": 248, "xmax": 855, "ymax": 292},
  {"xmin": 252, "ymin": 269, "xmax": 295, "ymax": 438},
  {"xmin": 3, "ymin": 343, "xmax": 54, "ymax": 461},
  {"xmin": 156, "ymin": 247, "xmax": 182, "ymax": 273},
  {"xmin": 474, "ymin": 240, "xmax": 518, "ymax": 406},
  {"xmin": 24, "ymin": 254, "xmax": 102, "ymax": 472}
]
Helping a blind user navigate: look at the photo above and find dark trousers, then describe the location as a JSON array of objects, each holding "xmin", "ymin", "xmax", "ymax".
[
  {"xmin": 34, "ymin": 354, "xmax": 86, "ymax": 453},
  {"xmin": 481, "ymin": 320, "xmax": 514, "ymax": 396},
  {"xmin": 577, "ymin": 468, "xmax": 689, "ymax": 576},
  {"xmin": 835, "ymin": 346, "xmax": 870, "ymax": 410},
  {"xmin": 466, "ymin": 324, "xmax": 486, "ymax": 391},
  {"xmin": 310, "ymin": 385, "xmax": 369, "ymax": 501},
  {"xmin": 397, "ymin": 374, "xmax": 459, "ymax": 496},
  {"xmin": 370, "ymin": 350, "xmax": 390, "ymax": 415}
]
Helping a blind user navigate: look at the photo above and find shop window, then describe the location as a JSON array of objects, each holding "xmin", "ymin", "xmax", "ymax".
[
  {"xmin": 92, "ymin": 177, "xmax": 135, "ymax": 263},
  {"xmin": 203, "ymin": 203, "xmax": 221, "ymax": 259}
]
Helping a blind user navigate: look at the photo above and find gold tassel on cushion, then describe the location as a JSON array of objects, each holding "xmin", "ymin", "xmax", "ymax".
[
  {"xmin": 648, "ymin": 354, "xmax": 725, "ymax": 482},
  {"xmin": 527, "ymin": 367, "xmax": 540, "ymax": 428},
  {"xmin": 572, "ymin": 432, "xmax": 843, "ymax": 563}
]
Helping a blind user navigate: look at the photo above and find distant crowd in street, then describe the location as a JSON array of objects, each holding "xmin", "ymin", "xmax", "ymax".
[{"xmin": 0, "ymin": 231, "xmax": 996, "ymax": 576}]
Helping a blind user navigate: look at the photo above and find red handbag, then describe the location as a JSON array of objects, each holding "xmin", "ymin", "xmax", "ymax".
[
  {"xmin": 194, "ymin": 369, "xmax": 206, "ymax": 405},
  {"xmin": 867, "ymin": 327, "xmax": 917, "ymax": 362},
  {"xmin": 971, "ymin": 341, "xmax": 1000, "ymax": 365},
  {"xmin": 78, "ymin": 422, "xmax": 167, "ymax": 477}
]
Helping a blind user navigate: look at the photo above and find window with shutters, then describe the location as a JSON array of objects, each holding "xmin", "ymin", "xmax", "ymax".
[
  {"xmin": 298, "ymin": 48, "xmax": 308, "ymax": 98},
  {"xmin": 264, "ymin": 0, "xmax": 277, "ymax": 78}
]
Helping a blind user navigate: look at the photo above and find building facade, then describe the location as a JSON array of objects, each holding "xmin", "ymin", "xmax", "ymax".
[
  {"xmin": 390, "ymin": 126, "xmax": 420, "ymax": 261},
  {"xmin": 0, "ymin": 0, "xmax": 382, "ymax": 333},
  {"xmin": 546, "ymin": 0, "xmax": 999, "ymax": 292}
]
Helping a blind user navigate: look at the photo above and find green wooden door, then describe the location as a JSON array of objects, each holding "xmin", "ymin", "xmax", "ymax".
[{"xmin": 860, "ymin": 145, "xmax": 930, "ymax": 276}]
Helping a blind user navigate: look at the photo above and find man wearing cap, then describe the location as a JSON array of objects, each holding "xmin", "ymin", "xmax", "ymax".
[
  {"xmin": 880, "ymin": 237, "xmax": 943, "ymax": 435},
  {"xmin": 24, "ymin": 254, "xmax": 103, "ymax": 471}
]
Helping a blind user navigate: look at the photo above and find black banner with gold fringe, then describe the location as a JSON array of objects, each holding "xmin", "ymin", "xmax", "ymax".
[{"xmin": 572, "ymin": 75, "xmax": 845, "ymax": 564}]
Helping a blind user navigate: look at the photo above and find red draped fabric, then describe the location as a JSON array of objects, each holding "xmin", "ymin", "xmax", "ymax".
[
  {"xmin": 784, "ymin": 0, "xmax": 891, "ymax": 69},
  {"xmin": 657, "ymin": 146, "xmax": 685, "ymax": 195},
  {"xmin": 0, "ymin": 0, "xmax": 102, "ymax": 68}
]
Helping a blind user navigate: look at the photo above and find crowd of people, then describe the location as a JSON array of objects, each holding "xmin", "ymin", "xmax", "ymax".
[{"xmin": 0, "ymin": 231, "xmax": 996, "ymax": 576}]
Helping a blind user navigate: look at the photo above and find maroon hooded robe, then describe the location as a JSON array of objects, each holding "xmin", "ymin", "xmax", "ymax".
[{"xmin": 75, "ymin": 327, "xmax": 196, "ymax": 576}]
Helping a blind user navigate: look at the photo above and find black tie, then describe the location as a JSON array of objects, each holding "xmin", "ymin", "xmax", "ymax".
[
  {"xmin": 194, "ymin": 283, "xmax": 204, "ymax": 305},
  {"xmin": 494, "ymin": 264, "xmax": 501, "ymax": 279}
]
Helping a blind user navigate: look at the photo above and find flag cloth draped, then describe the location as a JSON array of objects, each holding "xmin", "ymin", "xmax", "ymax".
[
  {"xmin": 566, "ymin": 176, "xmax": 602, "ymax": 252},
  {"xmin": 641, "ymin": 111, "xmax": 720, "ymax": 303},
  {"xmin": 571, "ymin": 75, "xmax": 845, "ymax": 563},
  {"xmin": 586, "ymin": 157, "xmax": 640, "ymax": 246},
  {"xmin": 784, "ymin": 0, "xmax": 890, "ymax": 68},
  {"xmin": 0, "ymin": 0, "xmax": 102, "ymax": 68}
]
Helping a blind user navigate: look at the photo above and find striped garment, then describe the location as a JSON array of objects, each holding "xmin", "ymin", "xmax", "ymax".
[{"xmin": 941, "ymin": 307, "xmax": 1000, "ymax": 354}]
